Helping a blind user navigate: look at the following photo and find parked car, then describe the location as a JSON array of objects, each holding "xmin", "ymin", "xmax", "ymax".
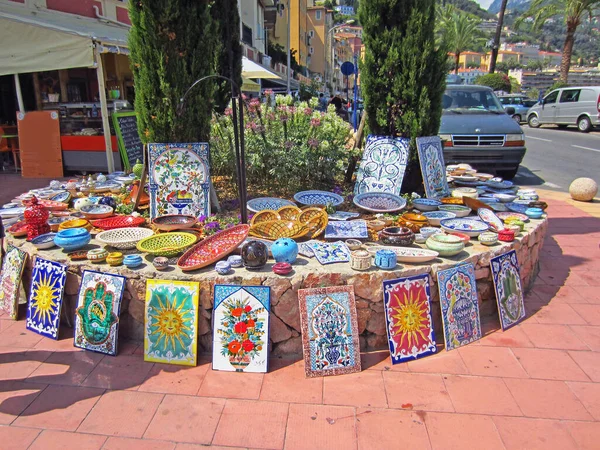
[
  {"xmin": 439, "ymin": 85, "xmax": 526, "ymax": 179},
  {"xmin": 527, "ymin": 86, "xmax": 600, "ymax": 132},
  {"xmin": 497, "ymin": 94, "xmax": 536, "ymax": 124}
]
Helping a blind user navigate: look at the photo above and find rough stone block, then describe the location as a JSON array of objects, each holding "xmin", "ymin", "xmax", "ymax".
[{"xmin": 270, "ymin": 314, "xmax": 293, "ymax": 343}]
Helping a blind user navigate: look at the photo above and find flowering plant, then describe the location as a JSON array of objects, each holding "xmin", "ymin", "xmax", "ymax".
[{"xmin": 217, "ymin": 296, "xmax": 265, "ymax": 359}]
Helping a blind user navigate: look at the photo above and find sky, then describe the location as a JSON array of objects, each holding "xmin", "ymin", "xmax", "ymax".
[{"xmin": 474, "ymin": 0, "xmax": 494, "ymax": 8}]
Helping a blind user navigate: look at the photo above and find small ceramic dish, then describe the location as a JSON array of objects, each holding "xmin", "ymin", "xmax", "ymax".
[
  {"xmin": 87, "ymin": 248, "xmax": 108, "ymax": 263},
  {"xmin": 227, "ymin": 255, "xmax": 244, "ymax": 268},
  {"xmin": 345, "ymin": 239, "xmax": 363, "ymax": 251},
  {"xmin": 215, "ymin": 261, "xmax": 232, "ymax": 275},
  {"xmin": 478, "ymin": 232, "xmax": 498, "ymax": 246},
  {"xmin": 272, "ymin": 262, "xmax": 293, "ymax": 275},
  {"xmin": 80, "ymin": 204, "xmax": 114, "ymax": 220},
  {"xmin": 31, "ymin": 233, "xmax": 57, "ymax": 250},
  {"xmin": 367, "ymin": 219, "xmax": 387, "ymax": 232},
  {"xmin": 152, "ymin": 214, "xmax": 197, "ymax": 231},
  {"xmin": 423, "ymin": 211, "xmax": 456, "ymax": 226},
  {"xmin": 106, "ymin": 252, "xmax": 124, "ymax": 266},
  {"xmin": 420, "ymin": 227, "xmax": 442, "ymax": 238},
  {"xmin": 411, "ymin": 198, "xmax": 442, "ymax": 212}
]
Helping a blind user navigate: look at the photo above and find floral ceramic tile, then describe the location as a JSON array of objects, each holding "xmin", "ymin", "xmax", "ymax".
[
  {"xmin": 298, "ymin": 285, "xmax": 361, "ymax": 377},
  {"xmin": 490, "ymin": 251, "xmax": 526, "ymax": 330},
  {"xmin": 26, "ymin": 257, "xmax": 67, "ymax": 339},
  {"xmin": 383, "ymin": 274, "xmax": 437, "ymax": 364},
  {"xmin": 0, "ymin": 245, "xmax": 27, "ymax": 320},
  {"xmin": 212, "ymin": 285, "xmax": 270, "ymax": 373},
  {"xmin": 298, "ymin": 241, "xmax": 316, "ymax": 258},
  {"xmin": 437, "ymin": 263, "xmax": 482, "ymax": 351},
  {"xmin": 144, "ymin": 280, "xmax": 200, "ymax": 366},
  {"xmin": 416, "ymin": 136, "xmax": 451, "ymax": 199},
  {"xmin": 324, "ymin": 220, "xmax": 368, "ymax": 239},
  {"xmin": 306, "ymin": 241, "xmax": 351, "ymax": 265},
  {"xmin": 328, "ymin": 211, "xmax": 360, "ymax": 221},
  {"xmin": 148, "ymin": 143, "xmax": 210, "ymax": 220},
  {"xmin": 354, "ymin": 135, "xmax": 409, "ymax": 196},
  {"xmin": 74, "ymin": 270, "xmax": 126, "ymax": 356}
]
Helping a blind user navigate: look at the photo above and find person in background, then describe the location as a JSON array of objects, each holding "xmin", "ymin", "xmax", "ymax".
[{"xmin": 318, "ymin": 93, "xmax": 328, "ymax": 111}]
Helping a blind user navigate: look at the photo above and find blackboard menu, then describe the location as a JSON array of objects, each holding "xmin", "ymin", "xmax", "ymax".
[{"xmin": 112, "ymin": 111, "xmax": 144, "ymax": 170}]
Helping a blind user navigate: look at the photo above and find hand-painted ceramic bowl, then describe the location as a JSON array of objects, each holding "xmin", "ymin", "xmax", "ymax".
[
  {"xmin": 504, "ymin": 218, "xmax": 525, "ymax": 232},
  {"xmin": 478, "ymin": 232, "xmax": 498, "ymax": 246},
  {"xmin": 31, "ymin": 233, "xmax": 57, "ymax": 250},
  {"xmin": 153, "ymin": 256, "xmax": 169, "ymax": 270},
  {"xmin": 412, "ymin": 198, "xmax": 442, "ymax": 212},
  {"xmin": 87, "ymin": 248, "xmax": 108, "ymax": 263},
  {"xmin": 423, "ymin": 211, "xmax": 456, "ymax": 226},
  {"xmin": 505, "ymin": 224, "xmax": 522, "ymax": 235},
  {"xmin": 437, "ymin": 204, "xmax": 472, "ymax": 218},
  {"xmin": 379, "ymin": 227, "xmax": 415, "ymax": 246},
  {"xmin": 215, "ymin": 260, "xmax": 232, "ymax": 275},
  {"xmin": 425, "ymin": 234, "xmax": 465, "ymax": 257},
  {"xmin": 397, "ymin": 213, "xmax": 428, "ymax": 233},
  {"xmin": 525, "ymin": 207, "xmax": 544, "ymax": 219},
  {"xmin": 123, "ymin": 254, "xmax": 143, "ymax": 268},
  {"xmin": 345, "ymin": 239, "xmax": 363, "ymax": 251},
  {"xmin": 54, "ymin": 228, "xmax": 91, "ymax": 251},
  {"xmin": 414, "ymin": 233, "xmax": 426, "ymax": 244},
  {"xmin": 227, "ymin": 255, "xmax": 244, "ymax": 268},
  {"xmin": 272, "ymin": 262, "xmax": 293, "ymax": 275},
  {"xmin": 367, "ymin": 220, "xmax": 386, "ymax": 232},
  {"xmin": 452, "ymin": 187, "xmax": 478, "ymax": 199},
  {"xmin": 106, "ymin": 252, "xmax": 124, "ymax": 266},
  {"xmin": 80, "ymin": 204, "xmax": 114, "ymax": 219},
  {"xmin": 419, "ymin": 227, "xmax": 442, "ymax": 238},
  {"xmin": 58, "ymin": 218, "xmax": 92, "ymax": 232},
  {"xmin": 528, "ymin": 201, "xmax": 548, "ymax": 211}
]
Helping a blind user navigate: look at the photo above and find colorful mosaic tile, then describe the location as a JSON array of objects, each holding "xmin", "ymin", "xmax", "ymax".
[
  {"xmin": 306, "ymin": 241, "xmax": 351, "ymax": 265},
  {"xmin": 416, "ymin": 136, "xmax": 451, "ymax": 199},
  {"xmin": 324, "ymin": 220, "xmax": 369, "ymax": 239},
  {"xmin": 0, "ymin": 245, "xmax": 27, "ymax": 320},
  {"xmin": 490, "ymin": 250, "xmax": 526, "ymax": 330}
]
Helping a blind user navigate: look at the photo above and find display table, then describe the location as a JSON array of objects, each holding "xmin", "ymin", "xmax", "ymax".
[{"xmin": 8, "ymin": 217, "xmax": 547, "ymax": 355}]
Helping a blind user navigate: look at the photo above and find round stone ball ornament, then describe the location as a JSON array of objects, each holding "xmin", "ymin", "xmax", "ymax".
[
  {"xmin": 241, "ymin": 240, "xmax": 269, "ymax": 270},
  {"xmin": 569, "ymin": 177, "xmax": 598, "ymax": 202}
]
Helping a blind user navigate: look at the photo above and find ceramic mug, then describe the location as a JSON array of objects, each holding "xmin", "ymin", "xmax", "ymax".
[{"xmin": 350, "ymin": 249, "xmax": 371, "ymax": 271}]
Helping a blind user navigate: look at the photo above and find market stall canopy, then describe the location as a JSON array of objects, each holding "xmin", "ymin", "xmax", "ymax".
[
  {"xmin": 0, "ymin": 3, "xmax": 129, "ymax": 76},
  {"xmin": 242, "ymin": 57, "xmax": 281, "ymax": 80},
  {"xmin": 241, "ymin": 78, "xmax": 261, "ymax": 93}
]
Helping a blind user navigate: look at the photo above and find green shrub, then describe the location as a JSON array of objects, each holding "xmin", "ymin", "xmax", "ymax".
[{"xmin": 474, "ymin": 73, "xmax": 512, "ymax": 92}]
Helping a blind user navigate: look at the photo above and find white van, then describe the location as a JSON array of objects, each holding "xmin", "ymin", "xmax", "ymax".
[{"xmin": 527, "ymin": 86, "xmax": 600, "ymax": 132}]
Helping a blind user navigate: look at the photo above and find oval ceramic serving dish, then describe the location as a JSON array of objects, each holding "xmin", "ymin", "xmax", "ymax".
[
  {"xmin": 250, "ymin": 210, "xmax": 281, "ymax": 226},
  {"xmin": 276, "ymin": 205, "xmax": 303, "ymax": 220},
  {"xmin": 50, "ymin": 191, "xmax": 71, "ymax": 204},
  {"xmin": 411, "ymin": 198, "xmax": 442, "ymax": 212},
  {"xmin": 38, "ymin": 199, "xmax": 69, "ymax": 211},
  {"xmin": 422, "ymin": 211, "xmax": 456, "ymax": 226},
  {"xmin": 477, "ymin": 208, "xmax": 504, "ymax": 231},
  {"xmin": 353, "ymin": 192, "xmax": 407, "ymax": 213},
  {"xmin": 80, "ymin": 204, "xmax": 114, "ymax": 219},
  {"xmin": 365, "ymin": 246, "xmax": 439, "ymax": 263},
  {"xmin": 91, "ymin": 215, "xmax": 146, "ymax": 230},
  {"xmin": 440, "ymin": 218, "xmax": 489, "ymax": 237},
  {"xmin": 177, "ymin": 224, "xmax": 250, "ymax": 272},
  {"xmin": 294, "ymin": 190, "xmax": 344, "ymax": 207},
  {"xmin": 96, "ymin": 227, "xmax": 155, "ymax": 250},
  {"xmin": 31, "ymin": 232, "xmax": 57, "ymax": 249},
  {"xmin": 247, "ymin": 197, "xmax": 295, "ymax": 213},
  {"xmin": 54, "ymin": 228, "xmax": 91, "ymax": 251},
  {"xmin": 7, "ymin": 220, "xmax": 28, "ymax": 237},
  {"xmin": 152, "ymin": 214, "xmax": 197, "ymax": 231},
  {"xmin": 136, "ymin": 232, "xmax": 197, "ymax": 257},
  {"xmin": 249, "ymin": 220, "xmax": 310, "ymax": 240}
]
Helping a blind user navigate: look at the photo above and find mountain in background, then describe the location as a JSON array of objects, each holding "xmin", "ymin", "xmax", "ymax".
[
  {"xmin": 488, "ymin": 0, "xmax": 531, "ymax": 14},
  {"xmin": 437, "ymin": 0, "xmax": 495, "ymax": 19}
]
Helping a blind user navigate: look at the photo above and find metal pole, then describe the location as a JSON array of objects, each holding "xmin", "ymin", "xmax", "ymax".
[
  {"xmin": 95, "ymin": 47, "xmax": 115, "ymax": 173},
  {"xmin": 13, "ymin": 74, "xmax": 25, "ymax": 113},
  {"xmin": 286, "ymin": 0, "xmax": 291, "ymax": 94},
  {"xmin": 353, "ymin": 53, "xmax": 358, "ymax": 131}
]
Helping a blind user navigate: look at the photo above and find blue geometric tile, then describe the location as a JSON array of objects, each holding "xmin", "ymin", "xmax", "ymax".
[
  {"xmin": 306, "ymin": 241, "xmax": 351, "ymax": 265},
  {"xmin": 490, "ymin": 250, "xmax": 526, "ymax": 330},
  {"xmin": 324, "ymin": 220, "xmax": 368, "ymax": 239}
]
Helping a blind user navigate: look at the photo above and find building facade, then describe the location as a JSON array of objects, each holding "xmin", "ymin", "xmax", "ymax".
[
  {"xmin": 306, "ymin": 5, "xmax": 333, "ymax": 79},
  {"xmin": 272, "ymin": 0, "xmax": 309, "ymax": 69}
]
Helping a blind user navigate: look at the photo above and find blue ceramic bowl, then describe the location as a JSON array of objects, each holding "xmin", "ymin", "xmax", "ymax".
[
  {"xmin": 227, "ymin": 255, "xmax": 243, "ymax": 268},
  {"xmin": 215, "ymin": 261, "xmax": 232, "ymax": 275},
  {"xmin": 123, "ymin": 254, "xmax": 143, "ymax": 268},
  {"xmin": 525, "ymin": 207, "xmax": 543, "ymax": 219},
  {"xmin": 31, "ymin": 232, "xmax": 57, "ymax": 249},
  {"xmin": 54, "ymin": 228, "xmax": 91, "ymax": 251}
]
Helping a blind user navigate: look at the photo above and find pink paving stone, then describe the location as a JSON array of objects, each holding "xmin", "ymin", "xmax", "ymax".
[
  {"xmin": 138, "ymin": 363, "xmax": 209, "ymax": 396},
  {"xmin": 406, "ymin": 349, "xmax": 469, "ymax": 375},
  {"xmin": 31, "ymin": 334, "xmax": 79, "ymax": 353},
  {"xmin": 424, "ymin": 412, "xmax": 505, "ymax": 450},
  {"xmin": 14, "ymin": 385, "xmax": 103, "ymax": 431},
  {"xmin": 0, "ymin": 425, "xmax": 41, "ymax": 450},
  {"xmin": 457, "ymin": 346, "xmax": 528, "ymax": 378},
  {"xmin": 213, "ymin": 399, "xmax": 289, "ymax": 449},
  {"xmin": 566, "ymin": 421, "xmax": 600, "ymax": 450},
  {"xmin": 0, "ymin": 347, "xmax": 52, "ymax": 381},
  {"xmin": 570, "ymin": 325, "xmax": 600, "ymax": 351},
  {"xmin": 512, "ymin": 348, "xmax": 590, "ymax": 381},
  {"xmin": 568, "ymin": 351, "xmax": 600, "ymax": 382},
  {"xmin": 28, "ymin": 430, "xmax": 107, "ymax": 450},
  {"xmin": 442, "ymin": 375, "xmax": 522, "ymax": 416},
  {"xmin": 259, "ymin": 360, "xmax": 323, "ymax": 404},
  {"xmin": 77, "ymin": 390, "xmax": 164, "ymax": 438},
  {"xmin": 492, "ymin": 416, "xmax": 578, "ymax": 450},
  {"xmin": 575, "ymin": 271, "xmax": 600, "ymax": 287},
  {"xmin": 0, "ymin": 381, "xmax": 46, "ymax": 425},
  {"xmin": 102, "ymin": 436, "xmax": 176, "ymax": 450},
  {"xmin": 362, "ymin": 350, "xmax": 409, "ymax": 371},
  {"xmin": 81, "ymin": 355, "xmax": 154, "ymax": 390},
  {"xmin": 573, "ymin": 285, "xmax": 600, "ymax": 304},
  {"xmin": 569, "ymin": 304, "xmax": 600, "ymax": 325},
  {"xmin": 567, "ymin": 381, "xmax": 600, "ymax": 421},
  {"xmin": 504, "ymin": 378, "xmax": 593, "ymax": 420},
  {"xmin": 520, "ymin": 323, "xmax": 589, "ymax": 350},
  {"xmin": 197, "ymin": 369, "xmax": 264, "ymax": 400},
  {"xmin": 175, "ymin": 445, "xmax": 247, "ymax": 450},
  {"xmin": 323, "ymin": 370, "xmax": 387, "ymax": 408},
  {"xmin": 356, "ymin": 408, "xmax": 431, "ymax": 450},
  {"xmin": 532, "ymin": 285, "xmax": 588, "ymax": 304},
  {"xmin": 25, "ymin": 350, "xmax": 105, "ymax": 386},
  {"xmin": 144, "ymin": 395, "xmax": 225, "ymax": 444},
  {"xmin": 532, "ymin": 303, "xmax": 587, "ymax": 325},
  {"xmin": 383, "ymin": 372, "xmax": 454, "ymax": 412},
  {"xmin": 284, "ymin": 403, "xmax": 356, "ymax": 450},
  {"xmin": 477, "ymin": 324, "xmax": 534, "ymax": 348},
  {"xmin": 0, "ymin": 322, "xmax": 44, "ymax": 349}
]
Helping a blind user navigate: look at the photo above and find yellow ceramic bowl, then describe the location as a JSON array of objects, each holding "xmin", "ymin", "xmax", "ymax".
[
  {"xmin": 58, "ymin": 218, "xmax": 92, "ymax": 231},
  {"xmin": 106, "ymin": 252, "xmax": 124, "ymax": 266}
]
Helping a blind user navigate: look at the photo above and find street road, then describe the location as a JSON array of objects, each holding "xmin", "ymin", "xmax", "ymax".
[{"xmin": 513, "ymin": 126, "xmax": 600, "ymax": 192}]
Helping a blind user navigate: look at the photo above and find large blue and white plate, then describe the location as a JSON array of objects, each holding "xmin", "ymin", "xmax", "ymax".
[
  {"xmin": 423, "ymin": 211, "xmax": 456, "ymax": 226},
  {"xmin": 477, "ymin": 208, "xmax": 503, "ymax": 231},
  {"xmin": 293, "ymin": 190, "xmax": 344, "ymax": 206},
  {"xmin": 353, "ymin": 192, "xmax": 407, "ymax": 213},
  {"xmin": 412, "ymin": 198, "xmax": 442, "ymax": 212},
  {"xmin": 506, "ymin": 202, "xmax": 529, "ymax": 214},
  {"xmin": 247, "ymin": 197, "xmax": 295, "ymax": 213},
  {"xmin": 324, "ymin": 220, "xmax": 369, "ymax": 239},
  {"xmin": 440, "ymin": 218, "xmax": 489, "ymax": 237},
  {"xmin": 328, "ymin": 211, "xmax": 360, "ymax": 221},
  {"xmin": 50, "ymin": 191, "xmax": 71, "ymax": 203}
]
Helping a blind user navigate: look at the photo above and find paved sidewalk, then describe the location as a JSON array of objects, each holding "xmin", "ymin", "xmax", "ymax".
[{"xmin": 1, "ymin": 188, "xmax": 600, "ymax": 449}]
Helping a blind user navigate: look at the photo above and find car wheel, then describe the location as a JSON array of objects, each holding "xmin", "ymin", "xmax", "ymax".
[
  {"xmin": 578, "ymin": 116, "xmax": 592, "ymax": 133},
  {"xmin": 528, "ymin": 115, "xmax": 540, "ymax": 128},
  {"xmin": 498, "ymin": 167, "xmax": 519, "ymax": 180},
  {"xmin": 512, "ymin": 114, "xmax": 521, "ymax": 124}
]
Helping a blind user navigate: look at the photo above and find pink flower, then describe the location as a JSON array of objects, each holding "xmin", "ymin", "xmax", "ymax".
[
  {"xmin": 304, "ymin": 107, "xmax": 313, "ymax": 115},
  {"xmin": 310, "ymin": 117, "xmax": 321, "ymax": 127},
  {"xmin": 308, "ymin": 138, "xmax": 320, "ymax": 148},
  {"xmin": 224, "ymin": 107, "xmax": 233, "ymax": 116}
]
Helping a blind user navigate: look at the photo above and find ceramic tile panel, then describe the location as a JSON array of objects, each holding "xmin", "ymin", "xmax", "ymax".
[
  {"xmin": 0, "ymin": 245, "xmax": 27, "ymax": 320},
  {"xmin": 416, "ymin": 136, "xmax": 451, "ymax": 199},
  {"xmin": 490, "ymin": 250, "xmax": 526, "ymax": 330},
  {"xmin": 306, "ymin": 241, "xmax": 351, "ymax": 265},
  {"xmin": 324, "ymin": 220, "xmax": 369, "ymax": 239}
]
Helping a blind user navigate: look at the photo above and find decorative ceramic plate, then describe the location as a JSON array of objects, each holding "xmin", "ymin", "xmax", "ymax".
[
  {"xmin": 31, "ymin": 233, "xmax": 57, "ymax": 249},
  {"xmin": 152, "ymin": 214, "xmax": 197, "ymax": 231},
  {"xmin": 437, "ymin": 204, "xmax": 471, "ymax": 217},
  {"xmin": 412, "ymin": 198, "xmax": 442, "ymax": 211},
  {"xmin": 477, "ymin": 208, "xmax": 504, "ymax": 231},
  {"xmin": 440, "ymin": 218, "xmax": 489, "ymax": 237},
  {"xmin": 0, "ymin": 207, "xmax": 25, "ymax": 218},
  {"xmin": 277, "ymin": 205, "xmax": 302, "ymax": 220},
  {"xmin": 80, "ymin": 204, "xmax": 114, "ymax": 219},
  {"xmin": 506, "ymin": 202, "xmax": 529, "ymax": 214},
  {"xmin": 422, "ymin": 211, "xmax": 456, "ymax": 226},
  {"xmin": 481, "ymin": 193, "xmax": 517, "ymax": 203},
  {"xmin": 177, "ymin": 224, "xmax": 250, "ymax": 271},
  {"xmin": 353, "ymin": 192, "xmax": 407, "ymax": 213},
  {"xmin": 365, "ymin": 246, "xmax": 439, "ymax": 263},
  {"xmin": 324, "ymin": 220, "xmax": 369, "ymax": 239},
  {"xmin": 496, "ymin": 212, "xmax": 529, "ymax": 222},
  {"xmin": 247, "ymin": 197, "xmax": 295, "ymax": 213},
  {"xmin": 96, "ymin": 227, "xmax": 155, "ymax": 250},
  {"xmin": 293, "ymin": 190, "xmax": 344, "ymax": 206},
  {"xmin": 249, "ymin": 220, "xmax": 310, "ymax": 240},
  {"xmin": 49, "ymin": 191, "xmax": 71, "ymax": 203},
  {"xmin": 490, "ymin": 203, "xmax": 509, "ymax": 212},
  {"xmin": 136, "ymin": 232, "xmax": 198, "ymax": 257},
  {"xmin": 306, "ymin": 240, "xmax": 351, "ymax": 265},
  {"xmin": 485, "ymin": 180, "xmax": 514, "ymax": 190},
  {"xmin": 453, "ymin": 175, "xmax": 479, "ymax": 182},
  {"xmin": 91, "ymin": 215, "xmax": 146, "ymax": 230},
  {"xmin": 250, "ymin": 210, "xmax": 280, "ymax": 226},
  {"xmin": 38, "ymin": 199, "xmax": 69, "ymax": 211},
  {"xmin": 328, "ymin": 211, "xmax": 360, "ymax": 221},
  {"xmin": 7, "ymin": 220, "xmax": 28, "ymax": 237}
]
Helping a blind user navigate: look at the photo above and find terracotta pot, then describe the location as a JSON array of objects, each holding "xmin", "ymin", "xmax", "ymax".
[
  {"xmin": 379, "ymin": 227, "xmax": 415, "ymax": 246},
  {"xmin": 397, "ymin": 213, "xmax": 428, "ymax": 233}
]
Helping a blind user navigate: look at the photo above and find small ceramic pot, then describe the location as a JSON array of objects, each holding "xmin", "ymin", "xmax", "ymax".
[
  {"xmin": 414, "ymin": 233, "xmax": 426, "ymax": 244},
  {"xmin": 367, "ymin": 220, "xmax": 386, "ymax": 232},
  {"xmin": 379, "ymin": 227, "xmax": 415, "ymax": 246},
  {"xmin": 272, "ymin": 262, "xmax": 293, "ymax": 275},
  {"xmin": 478, "ymin": 232, "xmax": 498, "ymax": 246},
  {"xmin": 528, "ymin": 201, "xmax": 547, "ymax": 211},
  {"xmin": 87, "ymin": 248, "xmax": 108, "ymax": 263},
  {"xmin": 153, "ymin": 256, "xmax": 169, "ymax": 270},
  {"xmin": 525, "ymin": 207, "xmax": 543, "ymax": 219},
  {"xmin": 506, "ymin": 224, "xmax": 521, "ymax": 235},
  {"xmin": 345, "ymin": 239, "xmax": 362, "ymax": 251},
  {"xmin": 397, "ymin": 213, "xmax": 428, "ymax": 233},
  {"xmin": 425, "ymin": 234, "xmax": 465, "ymax": 257},
  {"xmin": 215, "ymin": 261, "xmax": 231, "ymax": 275},
  {"xmin": 452, "ymin": 188, "xmax": 478, "ymax": 199},
  {"xmin": 375, "ymin": 249, "xmax": 397, "ymax": 270},
  {"xmin": 106, "ymin": 252, "xmax": 124, "ymax": 266},
  {"xmin": 505, "ymin": 218, "xmax": 525, "ymax": 231},
  {"xmin": 227, "ymin": 255, "xmax": 244, "ymax": 268},
  {"xmin": 351, "ymin": 249, "xmax": 371, "ymax": 271},
  {"xmin": 123, "ymin": 254, "xmax": 143, "ymax": 268},
  {"xmin": 499, "ymin": 228, "xmax": 515, "ymax": 242},
  {"xmin": 73, "ymin": 197, "xmax": 94, "ymax": 211},
  {"xmin": 241, "ymin": 240, "xmax": 269, "ymax": 270},
  {"xmin": 271, "ymin": 238, "xmax": 298, "ymax": 264}
]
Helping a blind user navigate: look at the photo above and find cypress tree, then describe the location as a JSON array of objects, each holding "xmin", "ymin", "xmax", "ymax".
[
  {"xmin": 128, "ymin": 0, "xmax": 218, "ymax": 143},
  {"xmin": 359, "ymin": 0, "xmax": 447, "ymax": 191}
]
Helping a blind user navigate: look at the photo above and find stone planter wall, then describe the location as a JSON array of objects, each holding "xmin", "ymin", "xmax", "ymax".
[{"xmin": 15, "ymin": 218, "xmax": 547, "ymax": 355}]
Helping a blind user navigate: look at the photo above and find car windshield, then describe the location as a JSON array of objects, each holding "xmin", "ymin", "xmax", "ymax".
[{"xmin": 442, "ymin": 89, "xmax": 505, "ymax": 113}]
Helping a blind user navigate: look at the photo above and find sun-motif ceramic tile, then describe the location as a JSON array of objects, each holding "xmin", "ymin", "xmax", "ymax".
[
  {"xmin": 0, "ymin": 245, "xmax": 27, "ymax": 320},
  {"xmin": 416, "ymin": 136, "xmax": 451, "ymax": 199},
  {"xmin": 490, "ymin": 250, "xmax": 526, "ymax": 330}
]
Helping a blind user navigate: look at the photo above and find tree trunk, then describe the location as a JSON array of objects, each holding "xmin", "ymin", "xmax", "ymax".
[
  {"xmin": 454, "ymin": 52, "xmax": 460, "ymax": 74},
  {"xmin": 560, "ymin": 22, "xmax": 577, "ymax": 83},
  {"xmin": 488, "ymin": 0, "xmax": 508, "ymax": 74}
]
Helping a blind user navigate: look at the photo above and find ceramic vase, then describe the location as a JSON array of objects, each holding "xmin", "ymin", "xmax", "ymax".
[{"xmin": 241, "ymin": 240, "xmax": 269, "ymax": 270}]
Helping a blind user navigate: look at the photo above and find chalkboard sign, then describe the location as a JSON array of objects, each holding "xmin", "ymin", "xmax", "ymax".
[{"xmin": 112, "ymin": 111, "xmax": 144, "ymax": 171}]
